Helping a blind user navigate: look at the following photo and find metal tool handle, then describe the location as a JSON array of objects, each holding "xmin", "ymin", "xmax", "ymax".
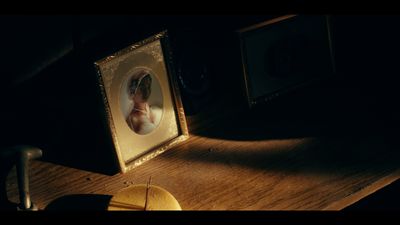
[{"xmin": 8, "ymin": 145, "xmax": 42, "ymax": 211}]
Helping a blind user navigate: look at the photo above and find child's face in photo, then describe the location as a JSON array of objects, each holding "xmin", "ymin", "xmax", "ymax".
[{"xmin": 133, "ymin": 90, "xmax": 145, "ymax": 103}]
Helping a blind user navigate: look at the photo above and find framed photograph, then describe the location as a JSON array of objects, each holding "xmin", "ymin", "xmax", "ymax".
[
  {"xmin": 238, "ymin": 15, "xmax": 335, "ymax": 108},
  {"xmin": 94, "ymin": 31, "xmax": 189, "ymax": 173}
]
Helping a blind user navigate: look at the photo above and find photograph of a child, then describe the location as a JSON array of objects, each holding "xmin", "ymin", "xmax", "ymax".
[{"xmin": 123, "ymin": 69, "xmax": 163, "ymax": 135}]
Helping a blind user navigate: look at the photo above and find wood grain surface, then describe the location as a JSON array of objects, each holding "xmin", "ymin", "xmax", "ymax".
[
  {"xmin": 6, "ymin": 131, "xmax": 400, "ymax": 210},
  {"xmin": 5, "ymin": 80, "xmax": 400, "ymax": 210}
]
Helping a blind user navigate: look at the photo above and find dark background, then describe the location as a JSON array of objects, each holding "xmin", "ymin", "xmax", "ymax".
[{"xmin": 1, "ymin": 15, "xmax": 400, "ymax": 209}]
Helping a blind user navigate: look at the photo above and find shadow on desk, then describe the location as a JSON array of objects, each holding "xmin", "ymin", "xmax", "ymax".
[
  {"xmin": 45, "ymin": 194, "xmax": 112, "ymax": 210},
  {"xmin": 192, "ymin": 78, "xmax": 385, "ymax": 142},
  {"xmin": 167, "ymin": 80, "xmax": 400, "ymax": 177}
]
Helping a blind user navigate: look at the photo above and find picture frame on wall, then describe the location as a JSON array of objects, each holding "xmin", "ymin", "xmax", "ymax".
[
  {"xmin": 238, "ymin": 15, "xmax": 335, "ymax": 108},
  {"xmin": 94, "ymin": 31, "xmax": 189, "ymax": 173}
]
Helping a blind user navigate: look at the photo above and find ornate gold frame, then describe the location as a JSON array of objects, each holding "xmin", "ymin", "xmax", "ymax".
[{"xmin": 94, "ymin": 31, "xmax": 189, "ymax": 173}]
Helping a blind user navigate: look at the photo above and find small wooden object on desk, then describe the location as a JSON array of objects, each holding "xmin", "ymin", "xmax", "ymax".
[{"xmin": 108, "ymin": 177, "xmax": 181, "ymax": 210}]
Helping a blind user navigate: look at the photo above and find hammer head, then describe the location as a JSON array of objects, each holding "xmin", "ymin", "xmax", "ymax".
[{"xmin": 0, "ymin": 145, "xmax": 42, "ymax": 161}]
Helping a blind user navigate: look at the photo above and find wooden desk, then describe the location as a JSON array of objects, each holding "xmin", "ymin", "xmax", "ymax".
[
  {"xmin": 5, "ymin": 83, "xmax": 400, "ymax": 210},
  {"xmin": 6, "ymin": 118, "xmax": 400, "ymax": 210}
]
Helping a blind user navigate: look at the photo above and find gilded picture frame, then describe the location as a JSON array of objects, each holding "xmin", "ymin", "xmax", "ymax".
[{"xmin": 94, "ymin": 31, "xmax": 189, "ymax": 173}]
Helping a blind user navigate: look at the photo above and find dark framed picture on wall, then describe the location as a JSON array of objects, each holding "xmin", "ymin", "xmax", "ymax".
[
  {"xmin": 238, "ymin": 15, "xmax": 335, "ymax": 108},
  {"xmin": 94, "ymin": 31, "xmax": 189, "ymax": 173}
]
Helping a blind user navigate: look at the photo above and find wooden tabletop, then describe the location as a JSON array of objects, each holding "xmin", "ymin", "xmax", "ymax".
[
  {"xmin": 5, "ymin": 81, "xmax": 400, "ymax": 210},
  {"xmin": 5, "ymin": 132, "xmax": 400, "ymax": 210},
  {"xmin": 6, "ymin": 113, "xmax": 400, "ymax": 210}
]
